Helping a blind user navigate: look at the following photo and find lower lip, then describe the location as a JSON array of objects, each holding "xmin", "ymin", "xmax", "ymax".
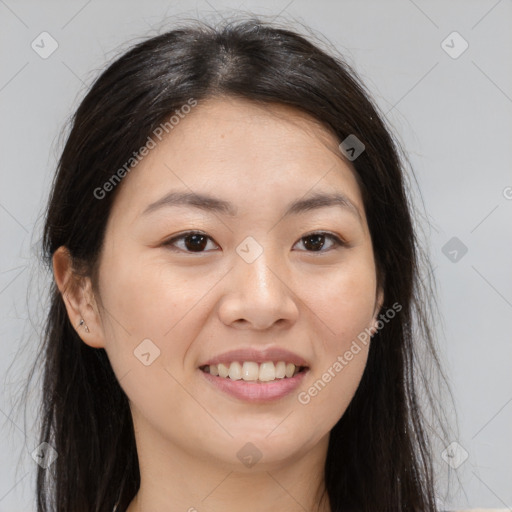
[{"xmin": 199, "ymin": 368, "xmax": 308, "ymax": 402}]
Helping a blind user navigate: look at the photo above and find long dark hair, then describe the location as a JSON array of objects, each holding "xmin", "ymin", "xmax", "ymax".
[{"xmin": 21, "ymin": 15, "xmax": 455, "ymax": 512}]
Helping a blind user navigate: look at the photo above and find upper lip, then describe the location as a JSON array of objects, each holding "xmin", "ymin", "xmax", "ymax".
[{"xmin": 200, "ymin": 347, "xmax": 309, "ymax": 368}]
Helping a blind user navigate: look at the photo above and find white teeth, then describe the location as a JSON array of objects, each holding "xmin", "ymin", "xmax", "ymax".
[
  {"xmin": 228, "ymin": 361, "xmax": 242, "ymax": 380},
  {"xmin": 285, "ymin": 362, "xmax": 295, "ymax": 378},
  {"xmin": 258, "ymin": 362, "xmax": 275, "ymax": 382},
  {"xmin": 275, "ymin": 361, "xmax": 286, "ymax": 379},
  {"xmin": 203, "ymin": 361, "xmax": 305, "ymax": 381},
  {"xmin": 242, "ymin": 362, "xmax": 259, "ymax": 381},
  {"xmin": 218, "ymin": 363, "xmax": 229, "ymax": 378}
]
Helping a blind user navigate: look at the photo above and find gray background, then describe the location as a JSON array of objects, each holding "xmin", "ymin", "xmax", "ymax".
[{"xmin": 1, "ymin": 1, "xmax": 511, "ymax": 510}]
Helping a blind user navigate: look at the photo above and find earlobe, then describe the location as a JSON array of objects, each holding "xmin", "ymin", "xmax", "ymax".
[
  {"xmin": 52, "ymin": 246, "xmax": 106, "ymax": 349},
  {"xmin": 77, "ymin": 318, "xmax": 90, "ymax": 333}
]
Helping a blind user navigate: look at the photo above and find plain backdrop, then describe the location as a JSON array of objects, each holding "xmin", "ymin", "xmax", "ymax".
[{"xmin": 0, "ymin": 1, "xmax": 511, "ymax": 510}]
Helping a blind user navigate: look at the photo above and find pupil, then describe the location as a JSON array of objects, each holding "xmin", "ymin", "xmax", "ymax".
[
  {"xmin": 186, "ymin": 234, "xmax": 207, "ymax": 251},
  {"xmin": 304, "ymin": 234, "xmax": 324, "ymax": 251}
]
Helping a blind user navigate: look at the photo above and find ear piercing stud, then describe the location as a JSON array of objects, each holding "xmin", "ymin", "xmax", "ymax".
[{"xmin": 78, "ymin": 318, "xmax": 90, "ymax": 333}]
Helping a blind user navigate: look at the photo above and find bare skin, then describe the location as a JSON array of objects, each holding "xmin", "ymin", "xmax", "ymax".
[{"xmin": 53, "ymin": 96, "xmax": 383, "ymax": 512}]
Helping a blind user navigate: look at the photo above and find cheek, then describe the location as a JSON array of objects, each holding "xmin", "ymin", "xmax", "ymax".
[
  {"xmin": 98, "ymin": 254, "xmax": 199, "ymax": 338},
  {"xmin": 97, "ymin": 253, "xmax": 218, "ymax": 381},
  {"xmin": 306, "ymin": 259, "xmax": 378, "ymax": 348},
  {"xmin": 297, "ymin": 344, "xmax": 369, "ymax": 444},
  {"xmin": 296, "ymin": 260, "xmax": 376, "ymax": 416},
  {"xmin": 97, "ymin": 257, "xmax": 210, "ymax": 427}
]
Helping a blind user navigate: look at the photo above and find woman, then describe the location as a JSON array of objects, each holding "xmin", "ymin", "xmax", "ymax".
[{"xmin": 29, "ymin": 16, "xmax": 454, "ymax": 512}]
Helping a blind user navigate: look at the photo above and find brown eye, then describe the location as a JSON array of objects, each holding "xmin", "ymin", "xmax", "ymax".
[
  {"xmin": 295, "ymin": 232, "xmax": 345, "ymax": 252},
  {"xmin": 163, "ymin": 231, "xmax": 218, "ymax": 253}
]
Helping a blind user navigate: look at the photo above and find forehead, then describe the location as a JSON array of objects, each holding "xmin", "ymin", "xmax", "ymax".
[{"xmin": 108, "ymin": 97, "xmax": 364, "ymax": 222}]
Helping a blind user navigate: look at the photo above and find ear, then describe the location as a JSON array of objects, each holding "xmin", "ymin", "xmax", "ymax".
[{"xmin": 52, "ymin": 246, "xmax": 106, "ymax": 349}]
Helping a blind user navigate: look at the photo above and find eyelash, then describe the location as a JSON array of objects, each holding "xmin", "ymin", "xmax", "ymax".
[{"xmin": 162, "ymin": 230, "xmax": 347, "ymax": 254}]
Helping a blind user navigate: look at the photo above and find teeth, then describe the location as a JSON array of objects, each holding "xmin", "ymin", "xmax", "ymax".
[
  {"xmin": 242, "ymin": 362, "xmax": 259, "ymax": 381},
  {"xmin": 218, "ymin": 363, "xmax": 229, "ymax": 378},
  {"xmin": 275, "ymin": 361, "xmax": 286, "ymax": 379},
  {"xmin": 203, "ymin": 361, "xmax": 304, "ymax": 381},
  {"xmin": 258, "ymin": 362, "xmax": 275, "ymax": 382},
  {"xmin": 228, "ymin": 361, "xmax": 242, "ymax": 380}
]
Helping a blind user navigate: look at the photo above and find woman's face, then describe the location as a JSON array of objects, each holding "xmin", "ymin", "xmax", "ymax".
[{"xmin": 84, "ymin": 97, "xmax": 383, "ymax": 471}]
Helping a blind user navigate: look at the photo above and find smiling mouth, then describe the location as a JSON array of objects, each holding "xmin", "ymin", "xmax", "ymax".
[{"xmin": 199, "ymin": 361, "xmax": 309, "ymax": 382}]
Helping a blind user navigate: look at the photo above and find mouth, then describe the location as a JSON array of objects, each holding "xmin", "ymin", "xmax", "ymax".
[
  {"xmin": 198, "ymin": 347, "xmax": 310, "ymax": 401},
  {"xmin": 199, "ymin": 361, "xmax": 309, "ymax": 383}
]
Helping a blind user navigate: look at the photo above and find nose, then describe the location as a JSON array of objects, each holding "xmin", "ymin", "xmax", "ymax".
[{"xmin": 217, "ymin": 246, "xmax": 299, "ymax": 331}]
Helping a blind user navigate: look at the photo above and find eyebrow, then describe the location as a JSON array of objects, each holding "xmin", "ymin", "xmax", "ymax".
[{"xmin": 142, "ymin": 190, "xmax": 363, "ymax": 223}]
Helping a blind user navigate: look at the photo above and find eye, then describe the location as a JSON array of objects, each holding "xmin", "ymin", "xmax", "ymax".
[
  {"xmin": 293, "ymin": 231, "xmax": 346, "ymax": 253},
  {"xmin": 162, "ymin": 230, "xmax": 346, "ymax": 254},
  {"xmin": 162, "ymin": 231, "xmax": 219, "ymax": 253}
]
